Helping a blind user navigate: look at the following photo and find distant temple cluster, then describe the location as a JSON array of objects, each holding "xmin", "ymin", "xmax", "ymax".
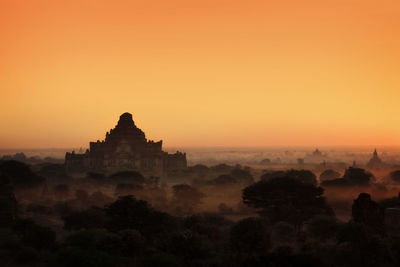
[{"xmin": 65, "ymin": 113, "xmax": 187, "ymax": 176}]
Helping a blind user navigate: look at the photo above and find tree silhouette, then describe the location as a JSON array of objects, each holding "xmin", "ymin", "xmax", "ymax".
[
  {"xmin": 105, "ymin": 196, "xmax": 177, "ymax": 238},
  {"xmin": 171, "ymin": 184, "xmax": 205, "ymax": 215},
  {"xmin": 14, "ymin": 219, "xmax": 56, "ymax": 250},
  {"xmin": 63, "ymin": 207, "xmax": 106, "ymax": 231},
  {"xmin": 230, "ymin": 217, "xmax": 270, "ymax": 258},
  {"xmin": 230, "ymin": 168, "xmax": 254, "ymax": 184},
  {"xmin": 243, "ymin": 177, "xmax": 333, "ymax": 227},
  {"xmin": 0, "ymin": 176, "xmax": 18, "ymax": 228},
  {"xmin": 352, "ymin": 193, "xmax": 384, "ymax": 233},
  {"xmin": 261, "ymin": 169, "xmax": 317, "ymax": 185},
  {"xmin": 319, "ymin": 169, "xmax": 341, "ymax": 182},
  {"xmin": 109, "ymin": 171, "xmax": 145, "ymax": 185},
  {"xmin": 212, "ymin": 174, "xmax": 237, "ymax": 185},
  {"xmin": 0, "ymin": 161, "xmax": 44, "ymax": 188},
  {"xmin": 389, "ymin": 170, "xmax": 400, "ymax": 183}
]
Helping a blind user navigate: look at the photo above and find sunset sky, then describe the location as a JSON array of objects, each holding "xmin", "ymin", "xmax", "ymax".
[{"xmin": 1, "ymin": 0, "xmax": 400, "ymax": 148}]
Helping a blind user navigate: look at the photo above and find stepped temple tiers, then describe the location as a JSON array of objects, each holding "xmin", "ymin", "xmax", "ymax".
[{"xmin": 65, "ymin": 113, "xmax": 187, "ymax": 176}]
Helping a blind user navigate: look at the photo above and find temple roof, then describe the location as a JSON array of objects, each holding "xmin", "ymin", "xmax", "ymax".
[
  {"xmin": 117, "ymin": 112, "xmax": 135, "ymax": 128},
  {"xmin": 120, "ymin": 112, "xmax": 132, "ymax": 119},
  {"xmin": 367, "ymin": 148, "xmax": 383, "ymax": 168}
]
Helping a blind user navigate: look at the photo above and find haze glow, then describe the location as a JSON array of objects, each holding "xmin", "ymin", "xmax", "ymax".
[{"xmin": 1, "ymin": 0, "xmax": 400, "ymax": 148}]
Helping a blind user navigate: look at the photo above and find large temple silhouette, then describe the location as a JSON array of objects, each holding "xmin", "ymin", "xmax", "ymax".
[{"xmin": 65, "ymin": 113, "xmax": 187, "ymax": 175}]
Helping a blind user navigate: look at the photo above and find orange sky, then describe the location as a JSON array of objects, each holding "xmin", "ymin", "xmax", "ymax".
[{"xmin": 1, "ymin": 0, "xmax": 400, "ymax": 149}]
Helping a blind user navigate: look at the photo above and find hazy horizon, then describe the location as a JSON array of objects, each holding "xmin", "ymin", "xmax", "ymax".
[{"xmin": 3, "ymin": 145, "xmax": 400, "ymax": 167}]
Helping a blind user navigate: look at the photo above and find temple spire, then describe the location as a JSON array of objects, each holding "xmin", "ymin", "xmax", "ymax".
[{"xmin": 367, "ymin": 148, "xmax": 383, "ymax": 169}]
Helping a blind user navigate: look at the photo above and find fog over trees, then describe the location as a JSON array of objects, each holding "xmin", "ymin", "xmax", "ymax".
[{"xmin": 2, "ymin": 152, "xmax": 400, "ymax": 266}]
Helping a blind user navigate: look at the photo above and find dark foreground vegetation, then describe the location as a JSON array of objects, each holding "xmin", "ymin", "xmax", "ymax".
[{"xmin": 2, "ymin": 160, "xmax": 400, "ymax": 266}]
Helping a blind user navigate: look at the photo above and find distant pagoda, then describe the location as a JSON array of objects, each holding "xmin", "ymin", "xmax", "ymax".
[
  {"xmin": 366, "ymin": 149, "xmax": 384, "ymax": 169},
  {"xmin": 65, "ymin": 112, "xmax": 187, "ymax": 176},
  {"xmin": 305, "ymin": 148, "xmax": 326, "ymax": 163},
  {"xmin": 312, "ymin": 148, "xmax": 323, "ymax": 157}
]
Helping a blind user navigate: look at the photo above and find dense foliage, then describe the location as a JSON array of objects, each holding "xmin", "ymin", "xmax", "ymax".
[
  {"xmin": 2, "ymin": 161, "xmax": 400, "ymax": 266},
  {"xmin": 243, "ymin": 176, "xmax": 334, "ymax": 227}
]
